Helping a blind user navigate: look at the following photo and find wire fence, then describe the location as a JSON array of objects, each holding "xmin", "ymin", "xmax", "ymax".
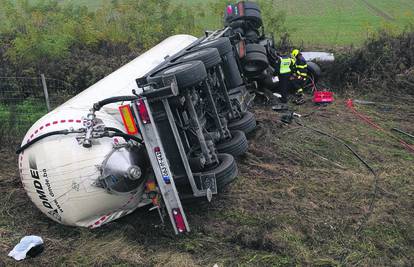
[{"xmin": 0, "ymin": 76, "xmax": 76, "ymax": 146}]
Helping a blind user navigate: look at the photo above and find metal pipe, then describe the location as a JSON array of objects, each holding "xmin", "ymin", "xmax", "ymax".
[
  {"xmin": 202, "ymin": 80, "xmax": 228, "ymax": 139},
  {"xmin": 185, "ymin": 90, "xmax": 214, "ymax": 164},
  {"xmin": 216, "ymin": 65, "xmax": 237, "ymax": 119}
]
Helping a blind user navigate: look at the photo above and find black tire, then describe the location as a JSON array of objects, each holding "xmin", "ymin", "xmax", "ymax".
[
  {"xmin": 147, "ymin": 61, "xmax": 207, "ymax": 88},
  {"xmin": 242, "ymin": 52, "xmax": 269, "ymax": 73},
  {"xmin": 195, "ymin": 37, "xmax": 233, "ymax": 56},
  {"xmin": 195, "ymin": 153, "xmax": 238, "ymax": 191},
  {"xmin": 178, "ymin": 48, "xmax": 221, "ymax": 69},
  {"xmin": 216, "ymin": 130, "xmax": 248, "ymax": 157},
  {"xmin": 228, "ymin": 111, "xmax": 257, "ymax": 134},
  {"xmin": 243, "ymin": 9, "xmax": 262, "ymax": 27},
  {"xmin": 307, "ymin": 61, "xmax": 321, "ymax": 83},
  {"xmin": 243, "ymin": 2, "xmax": 261, "ymax": 12},
  {"xmin": 245, "ymin": 43, "xmax": 267, "ymax": 55},
  {"xmin": 176, "ymin": 153, "xmax": 238, "ymax": 198},
  {"xmin": 245, "ymin": 30, "xmax": 260, "ymax": 43}
]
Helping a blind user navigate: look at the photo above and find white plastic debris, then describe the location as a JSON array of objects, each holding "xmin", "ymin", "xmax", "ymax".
[{"xmin": 8, "ymin": 235, "xmax": 44, "ymax": 261}]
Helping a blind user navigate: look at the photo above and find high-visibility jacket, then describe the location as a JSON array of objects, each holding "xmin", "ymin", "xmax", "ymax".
[
  {"xmin": 293, "ymin": 54, "xmax": 308, "ymax": 78},
  {"xmin": 279, "ymin": 56, "xmax": 292, "ymax": 74}
]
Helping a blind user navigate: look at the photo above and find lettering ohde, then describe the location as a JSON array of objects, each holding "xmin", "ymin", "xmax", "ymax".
[{"xmin": 29, "ymin": 155, "xmax": 53, "ymax": 209}]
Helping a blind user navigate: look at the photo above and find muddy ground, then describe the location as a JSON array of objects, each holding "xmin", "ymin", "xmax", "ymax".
[{"xmin": 1, "ymin": 94, "xmax": 413, "ymax": 266}]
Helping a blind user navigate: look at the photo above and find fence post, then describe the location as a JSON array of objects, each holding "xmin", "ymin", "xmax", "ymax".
[{"xmin": 41, "ymin": 74, "xmax": 51, "ymax": 112}]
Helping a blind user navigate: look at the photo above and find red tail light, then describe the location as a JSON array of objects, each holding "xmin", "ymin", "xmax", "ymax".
[
  {"xmin": 137, "ymin": 98, "xmax": 150, "ymax": 124},
  {"xmin": 172, "ymin": 208, "xmax": 187, "ymax": 233}
]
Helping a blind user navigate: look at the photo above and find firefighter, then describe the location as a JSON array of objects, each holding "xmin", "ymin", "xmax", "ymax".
[
  {"xmin": 278, "ymin": 54, "xmax": 293, "ymax": 104},
  {"xmin": 290, "ymin": 49, "xmax": 308, "ymax": 104}
]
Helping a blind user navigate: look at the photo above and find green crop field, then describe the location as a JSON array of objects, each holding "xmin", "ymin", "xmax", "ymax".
[{"xmin": 63, "ymin": 0, "xmax": 414, "ymax": 46}]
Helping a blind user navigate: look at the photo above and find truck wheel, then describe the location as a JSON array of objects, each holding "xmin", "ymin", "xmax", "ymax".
[
  {"xmin": 195, "ymin": 153, "xmax": 238, "ymax": 192},
  {"xmin": 244, "ymin": 9, "xmax": 261, "ymax": 20},
  {"xmin": 195, "ymin": 37, "xmax": 233, "ymax": 56},
  {"xmin": 216, "ymin": 130, "xmax": 248, "ymax": 157},
  {"xmin": 245, "ymin": 43, "xmax": 267, "ymax": 55},
  {"xmin": 243, "ymin": 2, "xmax": 261, "ymax": 12},
  {"xmin": 242, "ymin": 52, "xmax": 269, "ymax": 74},
  {"xmin": 147, "ymin": 60, "xmax": 207, "ymax": 88},
  {"xmin": 177, "ymin": 153, "xmax": 238, "ymax": 199},
  {"xmin": 178, "ymin": 48, "xmax": 222, "ymax": 69},
  {"xmin": 245, "ymin": 30, "xmax": 260, "ymax": 43},
  {"xmin": 228, "ymin": 111, "xmax": 257, "ymax": 134}
]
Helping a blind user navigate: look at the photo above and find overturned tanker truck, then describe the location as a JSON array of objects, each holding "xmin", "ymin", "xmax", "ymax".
[{"xmin": 17, "ymin": 2, "xmax": 326, "ymax": 234}]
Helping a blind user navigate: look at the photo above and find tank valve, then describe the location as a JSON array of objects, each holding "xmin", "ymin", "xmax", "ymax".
[{"xmin": 82, "ymin": 109, "xmax": 96, "ymax": 148}]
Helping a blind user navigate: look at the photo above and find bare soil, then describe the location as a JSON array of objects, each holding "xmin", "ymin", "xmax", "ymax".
[{"xmin": 1, "ymin": 94, "xmax": 413, "ymax": 266}]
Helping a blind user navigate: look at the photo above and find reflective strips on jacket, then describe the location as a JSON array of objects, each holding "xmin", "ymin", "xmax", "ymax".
[
  {"xmin": 279, "ymin": 57, "xmax": 292, "ymax": 74},
  {"xmin": 295, "ymin": 56, "xmax": 308, "ymax": 77}
]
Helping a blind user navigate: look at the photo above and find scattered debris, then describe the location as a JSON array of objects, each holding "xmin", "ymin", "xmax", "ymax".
[
  {"xmin": 272, "ymin": 103, "xmax": 289, "ymax": 112},
  {"xmin": 281, "ymin": 112, "xmax": 294, "ymax": 124},
  {"xmin": 353, "ymin": 99, "xmax": 376, "ymax": 105},
  {"xmin": 8, "ymin": 235, "xmax": 44, "ymax": 261}
]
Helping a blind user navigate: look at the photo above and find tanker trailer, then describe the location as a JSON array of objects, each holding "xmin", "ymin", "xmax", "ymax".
[
  {"xmin": 17, "ymin": 31, "xmax": 255, "ymax": 234},
  {"xmin": 17, "ymin": 35, "xmax": 198, "ymax": 229}
]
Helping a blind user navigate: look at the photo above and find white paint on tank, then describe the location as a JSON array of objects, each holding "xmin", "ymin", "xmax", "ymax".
[{"xmin": 55, "ymin": 34, "xmax": 197, "ymax": 112}]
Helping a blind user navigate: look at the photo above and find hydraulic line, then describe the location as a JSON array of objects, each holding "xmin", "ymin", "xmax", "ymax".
[
  {"xmin": 16, "ymin": 129, "xmax": 84, "ymax": 154},
  {"xmin": 16, "ymin": 128, "xmax": 142, "ymax": 154},
  {"xmin": 392, "ymin": 128, "xmax": 414, "ymax": 140},
  {"xmin": 103, "ymin": 131, "xmax": 143, "ymax": 144},
  {"xmin": 346, "ymin": 99, "xmax": 414, "ymax": 154},
  {"xmin": 92, "ymin": 95, "xmax": 138, "ymax": 111},
  {"xmin": 295, "ymin": 119, "xmax": 379, "ymax": 234}
]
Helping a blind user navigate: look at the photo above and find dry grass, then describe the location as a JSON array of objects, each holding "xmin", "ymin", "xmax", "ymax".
[{"xmin": 0, "ymin": 94, "xmax": 413, "ymax": 266}]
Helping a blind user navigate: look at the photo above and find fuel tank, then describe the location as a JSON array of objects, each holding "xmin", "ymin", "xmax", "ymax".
[{"xmin": 18, "ymin": 34, "xmax": 197, "ymax": 227}]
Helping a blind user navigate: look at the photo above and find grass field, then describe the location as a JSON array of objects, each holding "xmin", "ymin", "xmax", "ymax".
[
  {"xmin": 64, "ymin": 0, "xmax": 414, "ymax": 46},
  {"xmin": 1, "ymin": 93, "xmax": 413, "ymax": 266}
]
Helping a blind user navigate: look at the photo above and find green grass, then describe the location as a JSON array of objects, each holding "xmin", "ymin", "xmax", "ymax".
[
  {"xmin": 0, "ymin": 98, "xmax": 47, "ymax": 142},
  {"xmin": 29, "ymin": 0, "xmax": 414, "ymax": 46},
  {"xmin": 273, "ymin": 0, "xmax": 414, "ymax": 46}
]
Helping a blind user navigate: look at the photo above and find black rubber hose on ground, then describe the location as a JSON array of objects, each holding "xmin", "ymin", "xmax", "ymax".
[
  {"xmin": 295, "ymin": 119, "xmax": 379, "ymax": 234},
  {"xmin": 392, "ymin": 128, "xmax": 414, "ymax": 139},
  {"xmin": 93, "ymin": 95, "xmax": 138, "ymax": 111}
]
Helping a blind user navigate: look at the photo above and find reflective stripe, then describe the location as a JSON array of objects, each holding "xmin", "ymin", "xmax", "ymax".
[
  {"xmin": 279, "ymin": 57, "xmax": 291, "ymax": 74},
  {"xmin": 296, "ymin": 64, "xmax": 308, "ymax": 69},
  {"xmin": 297, "ymin": 71, "xmax": 307, "ymax": 77}
]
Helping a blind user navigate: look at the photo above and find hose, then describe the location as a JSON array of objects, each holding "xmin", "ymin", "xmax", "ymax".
[
  {"xmin": 92, "ymin": 95, "xmax": 138, "ymax": 111},
  {"xmin": 16, "ymin": 128, "xmax": 143, "ymax": 154},
  {"xmin": 106, "ymin": 131, "xmax": 143, "ymax": 144},
  {"xmin": 16, "ymin": 129, "xmax": 84, "ymax": 154},
  {"xmin": 392, "ymin": 128, "xmax": 414, "ymax": 140},
  {"xmin": 295, "ymin": 119, "xmax": 379, "ymax": 234}
]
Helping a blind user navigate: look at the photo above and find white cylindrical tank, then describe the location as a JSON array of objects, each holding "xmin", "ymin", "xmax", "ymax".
[{"xmin": 18, "ymin": 34, "xmax": 197, "ymax": 228}]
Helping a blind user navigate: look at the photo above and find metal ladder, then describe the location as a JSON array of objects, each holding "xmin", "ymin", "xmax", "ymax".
[{"xmin": 131, "ymin": 97, "xmax": 190, "ymax": 234}]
